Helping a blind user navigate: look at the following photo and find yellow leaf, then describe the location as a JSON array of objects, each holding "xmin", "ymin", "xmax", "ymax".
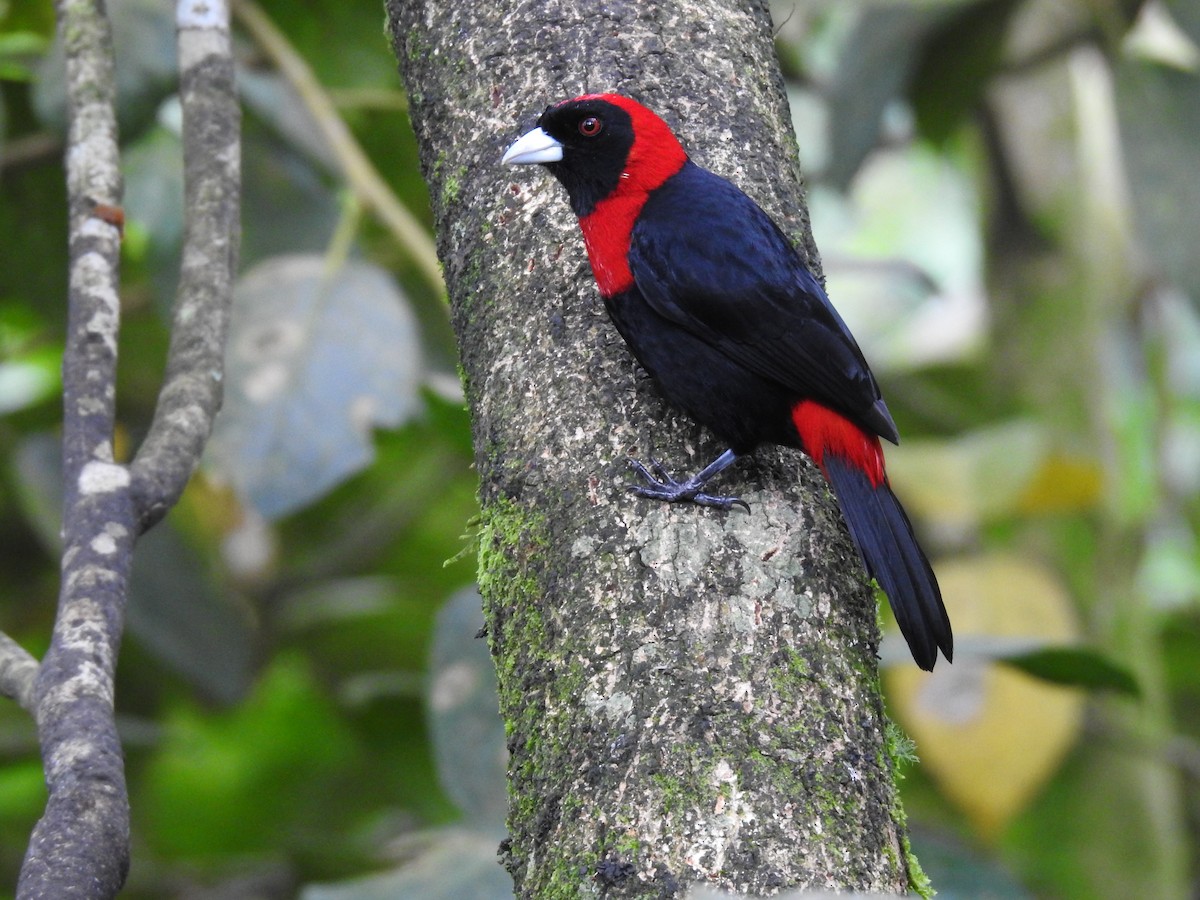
[
  {"xmin": 887, "ymin": 421, "xmax": 1042, "ymax": 529},
  {"xmin": 887, "ymin": 421, "xmax": 1103, "ymax": 529},
  {"xmin": 887, "ymin": 554, "xmax": 1084, "ymax": 840},
  {"xmin": 176, "ymin": 472, "xmax": 245, "ymax": 538},
  {"xmin": 1016, "ymin": 452, "xmax": 1104, "ymax": 514}
]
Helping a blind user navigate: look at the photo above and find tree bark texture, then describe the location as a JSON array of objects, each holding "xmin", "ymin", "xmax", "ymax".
[
  {"xmin": 15, "ymin": 2, "xmax": 239, "ymax": 896},
  {"xmin": 18, "ymin": 4, "xmax": 133, "ymax": 895},
  {"xmin": 388, "ymin": 1, "xmax": 919, "ymax": 896}
]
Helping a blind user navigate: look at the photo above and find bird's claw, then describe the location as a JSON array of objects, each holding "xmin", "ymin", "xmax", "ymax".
[{"xmin": 625, "ymin": 458, "xmax": 750, "ymax": 513}]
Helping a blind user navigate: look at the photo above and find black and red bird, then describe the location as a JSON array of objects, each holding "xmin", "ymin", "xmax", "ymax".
[{"xmin": 502, "ymin": 94, "xmax": 952, "ymax": 670}]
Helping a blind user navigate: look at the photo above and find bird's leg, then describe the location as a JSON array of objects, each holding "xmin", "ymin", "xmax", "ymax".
[{"xmin": 627, "ymin": 448, "xmax": 748, "ymax": 512}]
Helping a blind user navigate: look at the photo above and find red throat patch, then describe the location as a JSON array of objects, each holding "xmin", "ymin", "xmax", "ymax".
[
  {"xmin": 791, "ymin": 400, "xmax": 886, "ymax": 487},
  {"xmin": 579, "ymin": 194, "xmax": 645, "ymax": 297},
  {"xmin": 571, "ymin": 95, "xmax": 688, "ymax": 298}
]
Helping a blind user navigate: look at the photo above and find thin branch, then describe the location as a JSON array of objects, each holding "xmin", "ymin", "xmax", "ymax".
[
  {"xmin": 231, "ymin": 0, "xmax": 444, "ymax": 292},
  {"xmin": 20, "ymin": 2, "xmax": 242, "ymax": 896},
  {"xmin": 19, "ymin": 0, "xmax": 134, "ymax": 895},
  {"xmin": 327, "ymin": 86, "xmax": 410, "ymax": 112},
  {"xmin": 0, "ymin": 132, "xmax": 62, "ymax": 173},
  {"xmin": 998, "ymin": 27, "xmax": 1099, "ymax": 79},
  {"xmin": 1084, "ymin": 714, "xmax": 1200, "ymax": 786},
  {"xmin": 129, "ymin": 0, "xmax": 241, "ymax": 531},
  {"xmin": 0, "ymin": 631, "xmax": 38, "ymax": 713}
]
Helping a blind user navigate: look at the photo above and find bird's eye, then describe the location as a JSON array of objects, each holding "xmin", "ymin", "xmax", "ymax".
[{"xmin": 578, "ymin": 116, "xmax": 602, "ymax": 137}]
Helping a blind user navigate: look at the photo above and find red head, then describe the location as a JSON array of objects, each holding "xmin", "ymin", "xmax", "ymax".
[{"xmin": 502, "ymin": 94, "xmax": 689, "ymax": 218}]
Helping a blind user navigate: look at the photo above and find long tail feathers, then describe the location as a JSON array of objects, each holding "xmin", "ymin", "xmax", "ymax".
[{"xmin": 822, "ymin": 454, "xmax": 953, "ymax": 670}]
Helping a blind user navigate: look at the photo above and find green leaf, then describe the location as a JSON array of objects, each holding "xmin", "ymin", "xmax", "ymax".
[
  {"xmin": 0, "ymin": 760, "xmax": 47, "ymax": 856},
  {"xmin": 908, "ymin": 0, "xmax": 1022, "ymax": 145},
  {"xmin": 10, "ymin": 433, "xmax": 62, "ymax": 554},
  {"xmin": 428, "ymin": 586, "xmax": 506, "ymax": 829},
  {"xmin": 0, "ymin": 353, "xmax": 59, "ymax": 414},
  {"xmin": 239, "ymin": 116, "xmax": 342, "ymax": 268},
  {"xmin": 909, "ymin": 829, "xmax": 1033, "ymax": 899},
  {"xmin": 206, "ymin": 255, "xmax": 424, "ymax": 519},
  {"xmin": 862, "ymin": 0, "xmax": 992, "ymax": 5},
  {"xmin": 823, "ymin": 5, "xmax": 948, "ymax": 188},
  {"xmin": 0, "ymin": 31, "xmax": 47, "ymax": 81},
  {"xmin": 1165, "ymin": 0, "xmax": 1200, "ymax": 46},
  {"xmin": 278, "ymin": 576, "xmax": 400, "ymax": 631},
  {"xmin": 122, "ymin": 124, "xmax": 186, "ymax": 253},
  {"xmin": 239, "ymin": 68, "xmax": 338, "ymax": 173},
  {"xmin": 1116, "ymin": 60, "xmax": 1200, "ymax": 299},
  {"xmin": 33, "ymin": 0, "xmax": 177, "ymax": 138},
  {"xmin": 127, "ymin": 522, "xmax": 256, "ymax": 705},
  {"xmin": 809, "ymin": 140, "xmax": 986, "ymax": 370},
  {"xmin": 0, "ymin": 33, "xmax": 47, "ymax": 57},
  {"xmin": 999, "ymin": 647, "xmax": 1141, "ymax": 696},
  {"xmin": 300, "ymin": 828, "xmax": 512, "ymax": 900},
  {"xmin": 141, "ymin": 655, "xmax": 357, "ymax": 858},
  {"xmin": 0, "ymin": 305, "xmax": 63, "ymax": 412}
]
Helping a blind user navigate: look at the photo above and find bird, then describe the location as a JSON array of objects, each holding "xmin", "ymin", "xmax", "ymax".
[{"xmin": 502, "ymin": 93, "xmax": 952, "ymax": 670}]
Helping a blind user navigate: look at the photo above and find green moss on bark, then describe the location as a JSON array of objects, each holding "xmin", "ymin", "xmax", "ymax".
[{"xmin": 389, "ymin": 0, "xmax": 926, "ymax": 894}]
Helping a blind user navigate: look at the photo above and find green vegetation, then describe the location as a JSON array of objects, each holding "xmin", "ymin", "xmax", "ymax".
[{"xmin": 1, "ymin": 0, "xmax": 1198, "ymax": 897}]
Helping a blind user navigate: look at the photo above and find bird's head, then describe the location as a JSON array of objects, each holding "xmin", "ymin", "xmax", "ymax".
[{"xmin": 502, "ymin": 94, "xmax": 688, "ymax": 217}]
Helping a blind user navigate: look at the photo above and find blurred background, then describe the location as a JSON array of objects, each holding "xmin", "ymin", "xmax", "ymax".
[{"xmin": 1, "ymin": 0, "xmax": 1197, "ymax": 896}]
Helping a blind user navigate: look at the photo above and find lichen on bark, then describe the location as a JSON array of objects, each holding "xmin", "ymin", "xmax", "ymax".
[
  {"xmin": 387, "ymin": 0, "xmax": 921, "ymax": 895},
  {"xmin": 13, "ymin": 3, "xmax": 241, "ymax": 897}
]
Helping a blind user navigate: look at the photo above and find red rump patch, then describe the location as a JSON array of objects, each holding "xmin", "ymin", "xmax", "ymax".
[
  {"xmin": 791, "ymin": 400, "xmax": 886, "ymax": 487},
  {"xmin": 572, "ymin": 94, "xmax": 688, "ymax": 298}
]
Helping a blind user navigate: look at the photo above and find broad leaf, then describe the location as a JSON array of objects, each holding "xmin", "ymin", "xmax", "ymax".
[
  {"xmin": 908, "ymin": 0, "xmax": 1021, "ymax": 145},
  {"xmin": 33, "ymin": 0, "xmax": 177, "ymax": 139},
  {"xmin": 127, "ymin": 523, "xmax": 256, "ymax": 705},
  {"xmin": 886, "ymin": 420, "xmax": 1103, "ymax": 529},
  {"xmin": 10, "ymin": 433, "xmax": 63, "ymax": 554},
  {"xmin": 206, "ymin": 255, "xmax": 423, "ymax": 519},
  {"xmin": 239, "ymin": 69, "xmax": 339, "ymax": 174},
  {"xmin": 0, "ymin": 354, "xmax": 58, "ymax": 415},
  {"xmin": 123, "ymin": 123, "xmax": 186, "ymax": 253},
  {"xmin": 887, "ymin": 554, "xmax": 1084, "ymax": 838},
  {"xmin": 1116, "ymin": 60, "xmax": 1200, "ymax": 300},
  {"xmin": 907, "ymin": 830, "xmax": 1034, "ymax": 899},
  {"xmin": 300, "ymin": 828, "xmax": 512, "ymax": 900},
  {"xmin": 428, "ymin": 585, "xmax": 507, "ymax": 829},
  {"xmin": 240, "ymin": 117, "xmax": 343, "ymax": 270},
  {"xmin": 1165, "ymin": 0, "xmax": 1200, "ymax": 45},
  {"xmin": 998, "ymin": 647, "xmax": 1140, "ymax": 696},
  {"xmin": 0, "ymin": 304, "xmax": 60, "ymax": 415},
  {"xmin": 810, "ymin": 140, "xmax": 986, "ymax": 370},
  {"xmin": 142, "ymin": 656, "xmax": 356, "ymax": 857},
  {"xmin": 0, "ymin": 32, "xmax": 48, "ymax": 82},
  {"xmin": 823, "ymin": 5, "xmax": 948, "ymax": 189}
]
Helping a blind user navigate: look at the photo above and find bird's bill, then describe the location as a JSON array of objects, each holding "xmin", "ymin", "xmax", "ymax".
[{"xmin": 502, "ymin": 127, "xmax": 564, "ymax": 165}]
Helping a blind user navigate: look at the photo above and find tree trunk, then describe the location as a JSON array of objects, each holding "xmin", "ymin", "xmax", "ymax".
[{"xmin": 386, "ymin": 1, "xmax": 921, "ymax": 896}]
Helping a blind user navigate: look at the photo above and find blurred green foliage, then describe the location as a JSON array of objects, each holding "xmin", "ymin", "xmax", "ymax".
[{"xmin": 0, "ymin": 0, "xmax": 1198, "ymax": 897}]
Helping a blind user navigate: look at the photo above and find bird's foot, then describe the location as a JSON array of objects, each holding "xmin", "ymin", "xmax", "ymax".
[{"xmin": 626, "ymin": 457, "xmax": 750, "ymax": 512}]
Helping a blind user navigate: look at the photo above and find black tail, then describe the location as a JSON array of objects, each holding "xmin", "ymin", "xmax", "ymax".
[{"xmin": 822, "ymin": 455, "xmax": 953, "ymax": 670}]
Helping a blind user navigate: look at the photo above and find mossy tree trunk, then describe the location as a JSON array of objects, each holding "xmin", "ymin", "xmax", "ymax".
[{"xmin": 387, "ymin": 1, "xmax": 921, "ymax": 896}]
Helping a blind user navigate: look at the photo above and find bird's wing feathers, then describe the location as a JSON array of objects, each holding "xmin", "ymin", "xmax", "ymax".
[{"xmin": 629, "ymin": 164, "xmax": 895, "ymax": 441}]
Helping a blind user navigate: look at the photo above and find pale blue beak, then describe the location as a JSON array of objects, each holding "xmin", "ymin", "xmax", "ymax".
[{"xmin": 502, "ymin": 127, "xmax": 564, "ymax": 165}]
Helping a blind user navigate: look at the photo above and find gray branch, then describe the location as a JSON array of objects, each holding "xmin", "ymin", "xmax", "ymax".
[
  {"xmin": 130, "ymin": 0, "xmax": 241, "ymax": 530},
  {"xmin": 0, "ymin": 632, "xmax": 39, "ymax": 712},
  {"xmin": 17, "ymin": 2, "xmax": 240, "ymax": 896},
  {"xmin": 19, "ymin": 1, "xmax": 132, "ymax": 895},
  {"xmin": 387, "ymin": 0, "xmax": 919, "ymax": 896}
]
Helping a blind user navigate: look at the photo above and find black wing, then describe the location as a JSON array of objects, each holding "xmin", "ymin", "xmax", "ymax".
[{"xmin": 628, "ymin": 162, "xmax": 898, "ymax": 443}]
